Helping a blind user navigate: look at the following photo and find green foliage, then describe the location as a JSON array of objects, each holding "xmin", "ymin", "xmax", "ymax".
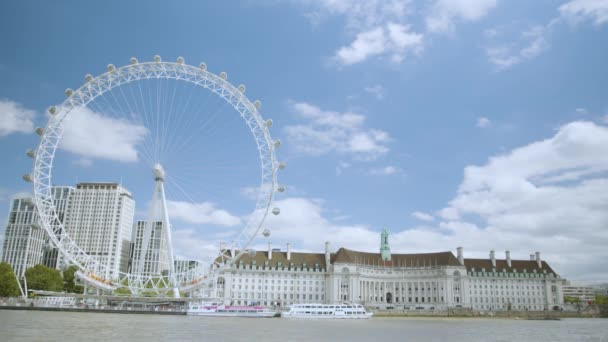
[
  {"xmin": 114, "ymin": 287, "xmax": 132, "ymax": 296},
  {"xmin": 564, "ymin": 296, "xmax": 580, "ymax": 304},
  {"xmin": 25, "ymin": 264, "xmax": 63, "ymax": 292},
  {"xmin": 62, "ymin": 266, "xmax": 83, "ymax": 293},
  {"xmin": 595, "ymin": 294, "xmax": 608, "ymax": 305},
  {"xmin": 0, "ymin": 262, "xmax": 21, "ymax": 297}
]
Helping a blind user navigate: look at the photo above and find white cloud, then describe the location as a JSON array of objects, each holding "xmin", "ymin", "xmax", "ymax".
[
  {"xmin": 426, "ymin": 0, "xmax": 498, "ymax": 34},
  {"xmin": 477, "ymin": 116, "xmax": 491, "ymax": 128},
  {"xmin": 368, "ymin": 166, "xmax": 402, "ymax": 176},
  {"xmin": 334, "ymin": 24, "xmax": 423, "ymax": 65},
  {"xmin": 364, "ymin": 85, "xmax": 385, "ymax": 100},
  {"xmin": 433, "ymin": 121, "xmax": 608, "ymax": 281},
  {"xmin": 302, "ymin": 0, "xmax": 411, "ymax": 32},
  {"xmin": 411, "ymin": 211, "xmax": 435, "ymax": 222},
  {"xmin": 166, "ymin": 200, "xmax": 241, "ymax": 226},
  {"xmin": 172, "ymin": 228, "xmax": 221, "ymax": 261},
  {"xmin": 60, "ymin": 106, "xmax": 147, "ymax": 163},
  {"xmin": 335, "ymin": 27, "xmax": 386, "ymax": 65},
  {"xmin": 284, "ymin": 102, "xmax": 390, "ymax": 160},
  {"xmin": 0, "ymin": 99, "xmax": 35, "ymax": 137},
  {"xmin": 486, "ymin": 0, "xmax": 608, "ymax": 70},
  {"xmin": 72, "ymin": 158, "xmax": 93, "ymax": 167},
  {"xmin": 253, "ymin": 121, "xmax": 608, "ymax": 282},
  {"xmin": 559, "ymin": 0, "xmax": 608, "ymax": 26},
  {"xmin": 486, "ymin": 25, "xmax": 550, "ymax": 70}
]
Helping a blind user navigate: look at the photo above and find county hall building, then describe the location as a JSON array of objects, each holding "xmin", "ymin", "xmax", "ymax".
[{"xmin": 212, "ymin": 228, "xmax": 564, "ymax": 312}]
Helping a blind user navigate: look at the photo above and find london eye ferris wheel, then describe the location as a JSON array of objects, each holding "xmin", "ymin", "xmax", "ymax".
[{"xmin": 23, "ymin": 55, "xmax": 285, "ymax": 296}]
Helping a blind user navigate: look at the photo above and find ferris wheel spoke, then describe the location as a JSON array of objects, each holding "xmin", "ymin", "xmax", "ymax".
[{"xmin": 31, "ymin": 58, "xmax": 279, "ymax": 296}]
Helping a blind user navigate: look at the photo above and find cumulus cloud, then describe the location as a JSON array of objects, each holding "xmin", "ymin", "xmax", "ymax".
[
  {"xmin": 426, "ymin": 0, "xmax": 498, "ymax": 33},
  {"xmin": 411, "ymin": 211, "xmax": 435, "ymax": 222},
  {"xmin": 559, "ymin": 0, "xmax": 608, "ymax": 26},
  {"xmin": 486, "ymin": 0, "xmax": 608, "ymax": 70},
  {"xmin": 486, "ymin": 25, "xmax": 551, "ymax": 70},
  {"xmin": 262, "ymin": 121, "xmax": 608, "ymax": 282},
  {"xmin": 166, "ymin": 200, "xmax": 241, "ymax": 226},
  {"xmin": 284, "ymin": 102, "xmax": 390, "ymax": 160},
  {"xmin": 334, "ymin": 24, "xmax": 423, "ymax": 65},
  {"xmin": 60, "ymin": 106, "xmax": 147, "ymax": 163},
  {"xmin": 477, "ymin": 117, "xmax": 491, "ymax": 128},
  {"xmin": 172, "ymin": 228, "xmax": 222, "ymax": 261},
  {"xmin": 0, "ymin": 99, "xmax": 35, "ymax": 137}
]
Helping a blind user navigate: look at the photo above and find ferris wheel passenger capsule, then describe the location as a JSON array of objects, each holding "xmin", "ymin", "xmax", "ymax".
[
  {"xmin": 254, "ymin": 100, "xmax": 262, "ymax": 109},
  {"xmin": 31, "ymin": 223, "xmax": 41, "ymax": 229},
  {"xmin": 154, "ymin": 55, "xmax": 161, "ymax": 63},
  {"xmin": 35, "ymin": 127, "xmax": 45, "ymax": 136},
  {"xmin": 238, "ymin": 84, "xmax": 246, "ymax": 93},
  {"xmin": 262, "ymin": 228, "xmax": 271, "ymax": 237},
  {"xmin": 177, "ymin": 56, "xmax": 184, "ymax": 65},
  {"xmin": 248, "ymin": 249, "xmax": 257, "ymax": 257},
  {"xmin": 265, "ymin": 119, "xmax": 273, "ymax": 128},
  {"xmin": 199, "ymin": 63, "xmax": 207, "ymax": 71},
  {"xmin": 26, "ymin": 149, "xmax": 35, "ymax": 158},
  {"xmin": 130, "ymin": 57, "xmax": 138, "ymax": 65},
  {"xmin": 65, "ymin": 88, "xmax": 73, "ymax": 97},
  {"xmin": 219, "ymin": 72, "xmax": 227, "ymax": 80},
  {"xmin": 107, "ymin": 64, "xmax": 115, "ymax": 72},
  {"xmin": 276, "ymin": 185, "xmax": 285, "ymax": 193},
  {"xmin": 272, "ymin": 207, "xmax": 280, "ymax": 215},
  {"xmin": 84, "ymin": 74, "xmax": 93, "ymax": 82},
  {"xmin": 277, "ymin": 162, "xmax": 286, "ymax": 170},
  {"xmin": 22, "ymin": 174, "xmax": 33, "ymax": 182},
  {"xmin": 48, "ymin": 106, "xmax": 57, "ymax": 115},
  {"xmin": 273, "ymin": 140, "xmax": 281, "ymax": 148}
]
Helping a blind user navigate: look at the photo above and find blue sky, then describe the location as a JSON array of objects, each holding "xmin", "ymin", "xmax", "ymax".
[{"xmin": 1, "ymin": 0, "xmax": 607, "ymax": 283}]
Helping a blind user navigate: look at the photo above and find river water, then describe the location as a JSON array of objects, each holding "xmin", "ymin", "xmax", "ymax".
[{"xmin": 1, "ymin": 311, "xmax": 606, "ymax": 342}]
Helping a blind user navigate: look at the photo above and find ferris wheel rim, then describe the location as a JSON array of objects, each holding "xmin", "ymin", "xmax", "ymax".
[{"xmin": 31, "ymin": 57, "xmax": 281, "ymax": 294}]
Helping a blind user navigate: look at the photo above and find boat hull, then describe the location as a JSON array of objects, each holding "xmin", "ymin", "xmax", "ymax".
[{"xmin": 187, "ymin": 311, "xmax": 276, "ymax": 318}]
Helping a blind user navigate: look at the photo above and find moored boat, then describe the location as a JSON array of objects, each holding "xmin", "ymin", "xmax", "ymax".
[
  {"xmin": 281, "ymin": 303, "xmax": 373, "ymax": 319},
  {"xmin": 187, "ymin": 302, "xmax": 277, "ymax": 318}
]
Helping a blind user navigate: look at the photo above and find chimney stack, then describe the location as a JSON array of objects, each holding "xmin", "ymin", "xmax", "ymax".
[
  {"xmin": 325, "ymin": 241, "xmax": 331, "ymax": 266},
  {"xmin": 287, "ymin": 242, "xmax": 291, "ymax": 261},
  {"xmin": 457, "ymin": 247, "xmax": 464, "ymax": 266},
  {"xmin": 505, "ymin": 250, "xmax": 511, "ymax": 267},
  {"xmin": 490, "ymin": 250, "xmax": 496, "ymax": 268},
  {"xmin": 268, "ymin": 241, "xmax": 272, "ymax": 260},
  {"xmin": 535, "ymin": 251, "xmax": 541, "ymax": 268}
]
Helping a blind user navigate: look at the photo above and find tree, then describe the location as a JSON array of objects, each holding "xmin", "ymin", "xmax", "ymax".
[
  {"xmin": 24, "ymin": 264, "xmax": 63, "ymax": 292},
  {"xmin": 564, "ymin": 296, "xmax": 580, "ymax": 304},
  {"xmin": 62, "ymin": 266, "xmax": 83, "ymax": 293},
  {"xmin": 0, "ymin": 262, "xmax": 21, "ymax": 297}
]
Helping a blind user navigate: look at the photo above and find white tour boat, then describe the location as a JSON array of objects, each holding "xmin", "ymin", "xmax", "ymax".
[
  {"xmin": 187, "ymin": 302, "xmax": 277, "ymax": 318},
  {"xmin": 281, "ymin": 303, "xmax": 373, "ymax": 319}
]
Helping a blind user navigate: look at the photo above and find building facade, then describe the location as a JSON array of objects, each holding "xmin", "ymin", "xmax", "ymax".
[
  {"xmin": 1, "ymin": 196, "xmax": 45, "ymax": 277},
  {"xmin": 61, "ymin": 183, "xmax": 135, "ymax": 279},
  {"xmin": 562, "ymin": 283, "xmax": 599, "ymax": 303},
  {"xmin": 41, "ymin": 186, "xmax": 74, "ymax": 269},
  {"xmin": 129, "ymin": 221, "xmax": 170, "ymax": 275},
  {"xmin": 212, "ymin": 231, "xmax": 564, "ymax": 311}
]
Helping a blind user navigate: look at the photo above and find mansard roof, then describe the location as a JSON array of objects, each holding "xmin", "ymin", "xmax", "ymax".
[
  {"xmin": 219, "ymin": 250, "xmax": 328, "ymax": 269},
  {"xmin": 332, "ymin": 248, "xmax": 462, "ymax": 267},
  {"xmin": 463, "ymin": 258, "xmax": 556, "ymax": 275}
]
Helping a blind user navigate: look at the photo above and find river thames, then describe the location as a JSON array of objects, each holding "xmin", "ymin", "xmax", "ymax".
[{"xmin": 1, "ymin": 311, "xmax": 606, "ymax": 341}]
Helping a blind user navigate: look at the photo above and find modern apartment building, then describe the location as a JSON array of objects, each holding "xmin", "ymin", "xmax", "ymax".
[{"xmin": 61, "ymin": 183, "xmax": 135, "ymax": 279}]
